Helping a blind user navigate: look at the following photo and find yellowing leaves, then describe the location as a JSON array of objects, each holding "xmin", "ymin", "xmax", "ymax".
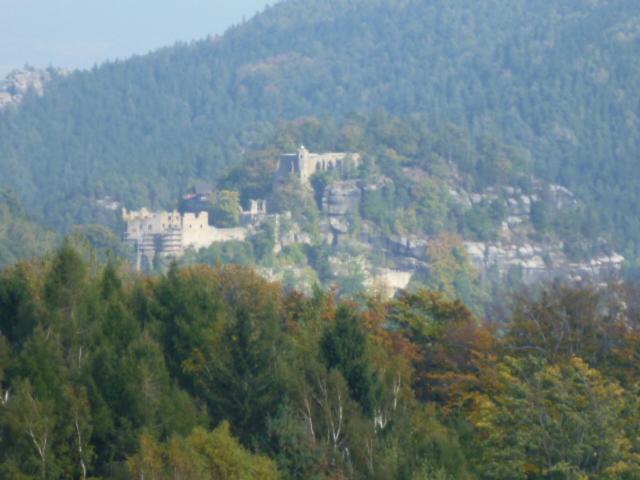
[
  {"xmin": 470, "ymin": 355, "xmax": 635, "ymax": 479},
  {"xmin": 128, "ymin": 422, "xmax": 280, "ymax": 480}
]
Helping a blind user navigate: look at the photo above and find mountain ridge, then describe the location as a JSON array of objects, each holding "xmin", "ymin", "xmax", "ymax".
[{"xmin": 1, "ymin": 0, "xmax": 639, "ymax": 259}]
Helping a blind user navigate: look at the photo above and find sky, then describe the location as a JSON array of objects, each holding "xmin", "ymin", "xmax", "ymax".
[{"xmin": 0, "ymin": 0, "xmax": 273, "ymax": 78}]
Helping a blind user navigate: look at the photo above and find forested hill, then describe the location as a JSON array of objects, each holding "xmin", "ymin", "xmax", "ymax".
[
  {"xmin": 3, "ymin": 246, "xmax": 640, "ymax": 478},
  {"xmin": 0, "ymin": 190, "xmax": 56, "ymax": 267},
  {"xmin": 1, "ymin": 0, "xmax": 640, "ymax": 255}
]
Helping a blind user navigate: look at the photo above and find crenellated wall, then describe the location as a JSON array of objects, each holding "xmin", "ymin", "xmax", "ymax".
[{"xmin": 123, "ymin": 208, "xmax": 247, "ymax": 270}]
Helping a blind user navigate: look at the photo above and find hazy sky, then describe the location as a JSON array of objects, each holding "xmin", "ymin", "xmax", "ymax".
[{"xmin": 0, "ymin": 0, "xmax": 274, "ymax": 77}]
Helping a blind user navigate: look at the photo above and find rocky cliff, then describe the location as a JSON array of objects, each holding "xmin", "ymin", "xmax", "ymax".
[
  {"xmin": 315, "ymin": 175, "xmax": 624, "ymax": 290},
  {"xmin": 0, "ymin": 68, "xmax": 67, "ymax": 110}
]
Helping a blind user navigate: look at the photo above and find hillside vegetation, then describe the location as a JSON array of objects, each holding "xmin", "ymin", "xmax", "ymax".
[
  {"xmin": 1, "ymin": 0, "xmax": 640, "ymax": 259},
  {"xmin": 0, "ymin": 190, "xmax": 57, "ymax": 267},
  {"xmin": 2, "ymin": 246, "xmax": 640, "ymax": 478}
]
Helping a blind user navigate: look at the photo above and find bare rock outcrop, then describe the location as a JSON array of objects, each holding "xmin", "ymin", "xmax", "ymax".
[
  {"xmin": 465, "ymin": 240, "xmax": 624, "ymax": 283},
  {"xmin": 0, "ymin": 68, "xmax": 68, "ymax": 110}
]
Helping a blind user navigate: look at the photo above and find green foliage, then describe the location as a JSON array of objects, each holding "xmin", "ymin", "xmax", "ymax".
[
  {"xmin": 262, "ymin": 112, "xmax": 519, "ymax": 243},
  {"xmin": 3, "ymin": 246, "xmax": 640, "ymax": 479},
  {"xmin": 219, "ymin": 147, "xmax": 279, "ymax": 204},
  {"xmin": 304, "ymin": 244, "xmax": 332, "ymax": 283},
  {"xmin": 320, "ymin": 305, "xmax": 381, "ymax": 416},
  {"xmin": 471, "ymin": 357, "xmax": 638, "ymax": 479},
  {"xmin": 266, "ymin": 403, "xmax": 323, "ymax": 479},
  {"xmin": 462, "ymin": 200, "xmax": 506, "ymax": 242},
  {"xmin": 178, "ymin": 266, "xmax": 284, "ymax": 444},
  {"xmin": 210, "ymin": 190, "xmax": 242, "ymax": 227},
  {"xmin": 361, "ymin": 184, "xmax": 398, "ymax": 234},
  {"xmin": 309, "ymin": 170, "xmax": 339, "ymax": 209},
  {"xmin": 250, "ymin": 221, "xmax": 276, "ymax": 264},
  {"xmin": 272, "ymin": 178, "xmax": 319, "ymax": 228},
  {"xmin": 68, "ymin": 224, "xmax": 135, "ymax": 264},
  {"xmin": 128, "ymin": 422, "xmax": 280, "ymax": 480},
  {"xmin": 43, "ymin": 242, "xmax": 87, "ymax": 314},
  {"xmin": 182, "ymin": 240, "xmax": 256, "ymax": 267},
  {"xmin": 333, "ymin": 256, "xmax": 368, "ymax": 299},
  {"xmin": 0, "ymin": 262, "xmax": 41, "ymax": 344},
  {"xmin": 0, "ymin": 190, "xmax": 57, "ymax": 268},
  {"xmin": 530, "ymin": 200, "xmax": 551, "ymax": 233},
  {"xmin": 418, "ymin": 233, "xmax": 487, "ymax": 312},
  {"xmin": 2, "ymin": 0, "xmax": 639, "ymax": 263}
]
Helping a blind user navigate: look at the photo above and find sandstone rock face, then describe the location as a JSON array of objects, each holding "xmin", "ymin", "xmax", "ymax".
[
  {"xmin": 316, "ymin": 175, "xmax": 625, "ymax": 288},
  {"xmin": 364, "ymin": 268, "xmax": 413, "ymax": 299},
  {"xmin": 464, "ymin": 240, "xmax": 624, "ymax": 283},
  {"xmin": 322, "ymin": 179, "xmax": 362, "ymax": 244},
  {"xmin": 366, "ymin": 176, "xmax": 622, "ymax": 285},
  {"xmin": 461, "ymin": 181, "xmax": 623, "ymax": 282},
  {"xmin": 387, "ymin": 234, "xmax": 429, "ymax": 259},
  {"xmin": 322, "ymin": 180, "xmax": 361, "ymax": 216},
  {"xmin": 274, "ymin": 212, "xmax": 313, "ymax": 252},
  {"xmin": 329, "ymin": 217, "xmax": 350, "ymax": 234},
  {"xmin": 0, "ymin": 68, "xmax": 68, "ymax": 110},
  {"xmin": 321, "ymin": 177, "xmax": 395, "ymax": 246}
]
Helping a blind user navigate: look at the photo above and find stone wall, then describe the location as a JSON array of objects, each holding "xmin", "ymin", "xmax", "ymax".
[
  {"xmin": 123, "ymin": 208, "xmax": 247, "ymax": 269},
  {"xmin": 124, "ymin": 208, "xmax": 182, "ymax": 238},
  {"xmin": 276, "ymin": 146, "xmax": 361, "ymax": 186}
]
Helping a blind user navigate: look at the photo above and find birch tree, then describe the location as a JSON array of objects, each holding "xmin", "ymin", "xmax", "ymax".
[
  {"xmin": 63, "ymin": 386, "xmax": 92, "ymax": 480},
  {"xmin": 10, "ymin": 380, "xmax": 54, "ymax": 480}
]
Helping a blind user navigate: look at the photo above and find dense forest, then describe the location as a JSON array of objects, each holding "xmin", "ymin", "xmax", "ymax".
[
  {"xmin": 1, "ymin": 0, "xmax": 640, "ymax": 259},
  {"xmin": 0, "ymin": 189, "xmax": 57, "ymax": 268},
  {"xmin": 1, "ymin": 245, "xmax": 640, "ymax": 479},
  {"xmin": 3, "ymin": 1, "xmax": 640, "ymax": 478}
]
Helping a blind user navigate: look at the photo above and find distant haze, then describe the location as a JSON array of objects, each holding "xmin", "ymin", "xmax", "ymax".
[{"xmin": 0, "ymin": 0, "xmax": 273, "ymax": 77}]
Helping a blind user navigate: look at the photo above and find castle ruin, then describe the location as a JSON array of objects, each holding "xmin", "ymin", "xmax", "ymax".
[
  {"xmin": 123, "ymin": 208, "xmax": 247, "ymax": 270},
  {"xmin": 276, "ymin": 146, "xmax": 361, "ymax": 186},
  {"xmin": 123, "ymin": 145, "xmax": 361, "ymax": 270}
]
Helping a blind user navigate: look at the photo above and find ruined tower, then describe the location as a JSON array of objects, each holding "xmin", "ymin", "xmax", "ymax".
[{"xmin": 276, "ymin": 146, "xmax": 361, "ymax": 186}]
